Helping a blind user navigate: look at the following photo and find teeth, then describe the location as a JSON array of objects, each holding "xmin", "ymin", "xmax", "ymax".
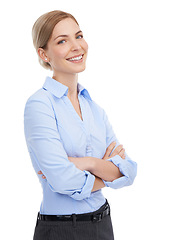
[{"xmin": 68, "ymin": 55, "xmax": 83, "ymax": 61}]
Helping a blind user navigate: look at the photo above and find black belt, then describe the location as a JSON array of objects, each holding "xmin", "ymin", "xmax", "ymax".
[{"xmin": 38, "ymin": 201, "xmax": 110, "ymax": 223}]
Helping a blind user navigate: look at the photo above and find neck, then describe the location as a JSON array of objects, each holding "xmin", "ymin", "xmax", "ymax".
[{"xmin": 52, "ymin": 72, "xmax": 79, "ymax": 101}]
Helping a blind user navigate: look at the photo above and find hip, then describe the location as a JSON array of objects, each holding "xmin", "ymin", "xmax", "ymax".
[{"xmin": 33, "ymin": 199, "xmax": 114, "ymax": 240}]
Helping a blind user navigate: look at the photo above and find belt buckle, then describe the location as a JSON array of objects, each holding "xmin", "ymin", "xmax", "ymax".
[{"xmin": 92, "ymin": 212, "xmax": 103, "ymax": 223}]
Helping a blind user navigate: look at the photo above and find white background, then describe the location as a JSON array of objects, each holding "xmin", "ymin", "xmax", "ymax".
[{"xmin": 0, "ymin": 0, "xmax": 182, "ymax": 239}]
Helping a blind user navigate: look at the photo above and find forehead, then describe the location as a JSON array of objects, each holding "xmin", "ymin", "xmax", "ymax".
[{"xmin": 51, "ymin": 18, "xmax": 80, "ymax": 37}]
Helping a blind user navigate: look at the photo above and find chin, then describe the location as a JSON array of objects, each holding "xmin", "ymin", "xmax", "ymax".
[
  {"xmin": 78, "ymin": 66, "xmax": 86, "ymax": 73},
  {"xmin": 71, "ymin": 65, "xmax": 86, "ymax": 74}
]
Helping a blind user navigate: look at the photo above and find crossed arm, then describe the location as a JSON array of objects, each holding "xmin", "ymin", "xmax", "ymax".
[{"xmin": 38, "ymin": 141, "xmax": 126, "ymax": 192}]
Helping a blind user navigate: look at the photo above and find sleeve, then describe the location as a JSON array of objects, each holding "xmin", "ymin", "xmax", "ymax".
[
  {"xmin": 101, "ymin": 109, "xmax": 137, "ymax": 189},
  {"xmin": 24, "ymin": 96, "xmax": 95, "ymax": 200}
]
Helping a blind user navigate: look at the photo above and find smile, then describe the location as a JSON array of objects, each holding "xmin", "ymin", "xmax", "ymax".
[{"xmin": 66, "ymin": 54, "xmax": 84, "ymax": 63}]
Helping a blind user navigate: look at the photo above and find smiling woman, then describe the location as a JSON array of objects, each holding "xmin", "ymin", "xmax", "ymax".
[
  {"xmin": 32, "ymin": 12, "xmax": 88, "ymax": 74},
  {"xmin": 38, "ymin": 18, "xmax": 87, "ymax": 76},
  {"xmin": 24, "ymin": 10, "xmax": 137, "ymax": 240}
]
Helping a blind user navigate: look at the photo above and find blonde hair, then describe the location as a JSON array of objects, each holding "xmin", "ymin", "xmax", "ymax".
[{"xmin": 32, "ymin": 10, "xmax": 79, "ymax": 70}]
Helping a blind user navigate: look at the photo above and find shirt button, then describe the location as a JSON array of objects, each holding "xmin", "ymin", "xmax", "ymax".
[{"xmin": 86, "ymin": 146, "xmax": 92, "ymax": 151}]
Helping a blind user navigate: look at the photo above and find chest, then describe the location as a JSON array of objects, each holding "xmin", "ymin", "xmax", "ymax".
[
  {"xmin": 53, "ymin": 95, "xmax": 106, "ymax": 158},
  {"xmin": 70, "ymin": 99, "xmax": 83, "ymax": 121}
]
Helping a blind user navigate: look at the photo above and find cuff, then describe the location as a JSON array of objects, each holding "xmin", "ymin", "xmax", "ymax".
[
  {"xmin": 70, "ymin": 170, "xmax": 95, "ymax": 200},
  {"xmin": 102, "ymin": 154, "xmax": 137, "ymax": 189}
]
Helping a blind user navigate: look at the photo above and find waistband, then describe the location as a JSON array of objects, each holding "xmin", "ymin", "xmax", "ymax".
[{"xmin": 38, "ymin": 199, "xmax": 110, "ymax": 223}]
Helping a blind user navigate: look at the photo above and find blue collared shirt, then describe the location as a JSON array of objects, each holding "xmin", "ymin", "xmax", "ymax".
[{"xmin": 24, "ymin": 76, "xmax": 137, "ymax": 214}]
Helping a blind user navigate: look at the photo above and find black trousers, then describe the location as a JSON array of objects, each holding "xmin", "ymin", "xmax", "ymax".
[{"xmin": 33, "ymin": 201, "xmax": 115, "ymax": 240}]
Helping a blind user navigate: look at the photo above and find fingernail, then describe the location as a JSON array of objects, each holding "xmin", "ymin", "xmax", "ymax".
[{"xmin": 38, "ymin": 171, "xmax": 41, "ymax": 174}]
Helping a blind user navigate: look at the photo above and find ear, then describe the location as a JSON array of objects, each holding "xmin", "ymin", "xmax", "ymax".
[{"xmin": 37, "ymin": 48, "xmax": 49, "ymax": 63}]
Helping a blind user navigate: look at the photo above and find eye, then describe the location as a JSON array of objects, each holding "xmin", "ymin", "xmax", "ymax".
[
  {"xmin": 58, "ymin": 40, "xmax": 66, "ymax": 44},
  {"xmin": 76, "ymin": 34, "xmax": 83, "ymax": 39}
]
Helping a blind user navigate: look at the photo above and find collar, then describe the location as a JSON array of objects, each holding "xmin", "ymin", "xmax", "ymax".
[{"xmin": 42, "ymin": 76, "xmax": 92, "ymax": 101}]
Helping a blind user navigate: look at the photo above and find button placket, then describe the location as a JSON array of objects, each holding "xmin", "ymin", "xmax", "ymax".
[
  {"xmin": 86, "ymin": 143, "xmax": 92, "ymax": 156},
  {"xmin": 81, "ymin": 98, "xmax": 94, "ymax": 157}
]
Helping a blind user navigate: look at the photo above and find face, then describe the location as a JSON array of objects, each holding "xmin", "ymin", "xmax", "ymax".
[{"xmin": 39, "ymin": 18, "xmax": 88, "ymax": 75}]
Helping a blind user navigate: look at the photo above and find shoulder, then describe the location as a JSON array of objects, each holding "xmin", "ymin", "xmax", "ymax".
[
  {"xmin": 26, "ymin": 88, "xmax": 50, "ymax": 105},
  {"xmin": 25, "ymin": 88, "xmax": 49, "ymax": 103},
  {"xmin": 24, "ymin": 88, "xmax": 53, "ymax": 114}
]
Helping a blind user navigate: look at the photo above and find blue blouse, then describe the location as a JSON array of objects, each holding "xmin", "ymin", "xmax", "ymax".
[{"xmin": 24, "ymin": 76, "xmax": 137, "ymax": 215}]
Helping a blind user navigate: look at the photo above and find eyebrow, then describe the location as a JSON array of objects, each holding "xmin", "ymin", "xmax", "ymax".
[{"xmin": 54, "ymin": 30, "xmax": 83, "ymax": 41}]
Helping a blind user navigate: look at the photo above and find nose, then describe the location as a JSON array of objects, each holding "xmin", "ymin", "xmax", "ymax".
[{"xmin": 70, "ymin": 39, "xmax": 82, "ymax": 51}]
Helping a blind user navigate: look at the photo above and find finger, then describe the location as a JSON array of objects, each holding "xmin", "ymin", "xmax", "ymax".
[
  {"xmin": 109, "ymin": 144, "xmax": 123, "ymax": 158},
  {"xmin": 119, "ymin": 148, "xmax": 125, "ymax": 159},
  {"xmin": 103, "ymin": 141, "xmax": 117, "ymax": 159},
  {"xmin": 107, "ymin": 142, "xmax": 117, "ymax": 157}
]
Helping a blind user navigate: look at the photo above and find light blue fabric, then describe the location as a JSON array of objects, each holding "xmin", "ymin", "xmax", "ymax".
[{"xmin": 24, "ymin": 76, "xmax": 137, "ymax": 215}]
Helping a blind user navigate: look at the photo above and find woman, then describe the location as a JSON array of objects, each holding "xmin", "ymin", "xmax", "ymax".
[{"xmin": 24, "ymin": 10, "xmax": 137, "ymax": 240}]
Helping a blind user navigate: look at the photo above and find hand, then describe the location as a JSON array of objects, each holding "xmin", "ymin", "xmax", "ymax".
[
  {"xmin": 37, "ymin": 142, "xmax": 125, "ymax": 177},
  {"xmin": 38, "ymin": 170, "xmax": 46, "ymax": 179},
  {"xmin": 102, "ymin": 141, "xmax": 125, "ymax": 160}
]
